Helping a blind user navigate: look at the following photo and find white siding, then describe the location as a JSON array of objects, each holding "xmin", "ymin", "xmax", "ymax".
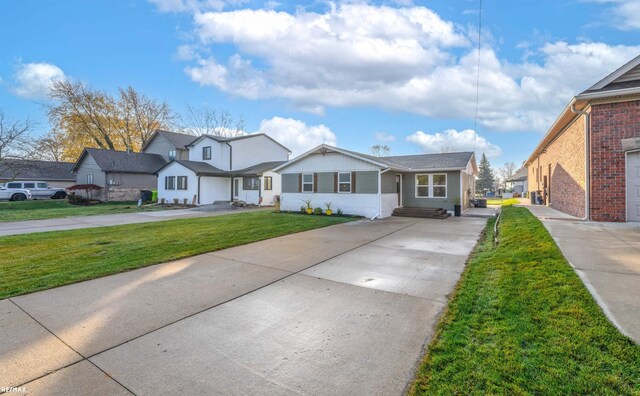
[
  {"xmin": 283, "ymin": 152, "xmax": 380, "ymax": 173},
  {"xmin": 235, "ymin": 180, "xmax": 260, "ymax": 204},
  {"xmin": 189, "ymin": 137, "xmax": 230, "ymax": 170},
  {"xmin": 229, "ymin": 135, "xmax": 289, "ymax": 170},
  {"xmin": 200, "ymin": 177, "xmax": 231, "ymax": 204},
  {"xmin": 280, "ymin": 192, "xmax": 380, "ymax": 218},
  {"xmin": 261, "ymin": 171, "xmax": 281, "ymax": 206},
  {"xmin": 381, "ymin": 193, "xmax": 399, "ymax": 218},
  {"xmin": 157, "ymin": 162, "xmax": 198, "ymax": 204}
]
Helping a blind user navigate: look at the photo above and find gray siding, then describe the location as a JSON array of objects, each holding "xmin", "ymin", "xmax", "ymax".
[
  {"xmin": 75, "ymin": 154, "xmax": 107, "ymax": 200},
  {"xmin": 143, "ymin": 135, "xmax": 174, "ymax": 161},
  {"xmin": 317, "ymin": 172, "xmax": 334, "ymax": 193},
  {"xmin": 282, "ymin": 174, "xmax": 299, "ymax": 193},
  {"xmin": 402, "ymin": 171, "xmax": 461, "ymax": 211},
  {"xmin": 381, "ymin": 171, "xmax": 397, "ymax": 194},
  {"xmin": 355, "ymin": 171, "xmax": 378, "ymax": 194}
]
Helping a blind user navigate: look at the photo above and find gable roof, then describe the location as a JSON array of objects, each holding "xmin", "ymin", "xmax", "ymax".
[
  {"xmin": 186, "ymin": 133, "xmax": 292, "ymax": 153},
  {"xmin": 505, "ymin": 167, "xmax": 527, "ymax": 182},
  {"xmin": 233, "ymin": 161, "xmax": 288, "ymax": 176},
  {"xmin": 141, "ymin": 130, "xmax": 197, "ymax": 152},
  {"xmin": 273, "ymin": 144, "xmax": 475, "ymax": 173},
  {"xmin": 73, "ymin": 148, "xmax": 167, "ymax": 174},
  {"xmin": 0, "ymin": 159, "xmax": 75, "ymax": 181}
]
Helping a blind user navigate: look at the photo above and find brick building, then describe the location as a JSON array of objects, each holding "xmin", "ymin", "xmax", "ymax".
[{"xmin": 525, "ymin": 55, "xmax": 640, "ymax": 222}]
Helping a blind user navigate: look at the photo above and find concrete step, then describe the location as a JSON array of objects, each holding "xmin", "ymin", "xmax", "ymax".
[{"xmin": 392, "ymin": 207, "xmax": 450, "ymax": 219}]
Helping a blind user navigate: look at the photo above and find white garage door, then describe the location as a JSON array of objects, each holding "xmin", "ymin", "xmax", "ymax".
[{"xmin": 627, "ymin": 151, "xmax": 640, "ymax": 222}]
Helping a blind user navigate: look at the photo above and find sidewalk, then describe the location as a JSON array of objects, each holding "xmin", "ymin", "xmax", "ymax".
[
  {"xmin": 523, "ymin": 204, "xmax": 640, "ymax": 343},
  {"xmin": 0, "ymin": 205, "xmax": 268, "ymax": 237}
]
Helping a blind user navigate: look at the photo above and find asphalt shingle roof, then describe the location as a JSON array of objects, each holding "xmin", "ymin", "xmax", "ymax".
[
  {"xmin": 172, "ymin": 160, "xmax": 227, "ymax": 176},
  {"xmin": 506, "ymin": 167, "xmax": 528, "ymax": 182},
  {"xmin": 82, "ymin": 148, "xmax": 167, "ymax": 174},
  {"xmin": 381, "ymin": 151, "xmax": 474, "ymax": 170},
  {"xmin": 233, "ymin": 161, "xmax": 288, "ymax": 176},
  {"xmin": 155, "ymin": 130, "xmax": 197, "ymax": 149},
  {"xmin": 0, "ymin": 159, "xmax": 75, "ymax": 181}
]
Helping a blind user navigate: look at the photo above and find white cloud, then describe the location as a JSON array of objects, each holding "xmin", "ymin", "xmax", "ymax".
[
  {"xmin": 257, "ymin": 116, "xmax": 337, "ymax": 157},
  {"xmin": 11, "ymin": 62, "xmax": 66, "ymax": 99},
  {"xmin": 374, "ymin": 132, "xmax": 396, "ymax": 142},
  {"xmin": 174, "ymin": 3, "xmax": 640, "ymax": 133},
  {"xmin": 591, "ymin": 0, "xmax": 640, "ymax": 30},
  {"xmin": 406, "ymin": 129, "xmax": 502, "ymax": 158}
]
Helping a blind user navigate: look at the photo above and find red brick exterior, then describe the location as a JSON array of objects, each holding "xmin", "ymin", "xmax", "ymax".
[
  {"xmin": 527, "ymin": 115, "xmax": 586, "ymax": 218},
  {"xmin": 589, "ymin": 100, "xmax": 640, "ymax": 222}
]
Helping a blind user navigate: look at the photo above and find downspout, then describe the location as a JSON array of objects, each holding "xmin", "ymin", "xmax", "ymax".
[
  {"xmin": 571, "ymin": 104, "xmax": 590, "ymax": 221},
  {"xmin": 197, "ymin": 175, "xmax": 201, "ymax": 205},
  {"xmin": 225, "ymin": 142, "xmax": 233, "ymax": 171},
  {"xmin": 372, "ymin": 168, "xmax": 391, "ymax": 220}
]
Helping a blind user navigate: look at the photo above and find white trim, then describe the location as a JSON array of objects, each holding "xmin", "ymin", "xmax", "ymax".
[
  {"xmin": 588, "ymin": 54, "xmax": 640, "ymax": 90},
  {"xmin": 273, "ymin": 144, "xmax": 394, "ymax": 172},
  {"xmin": 337, "ymin": 172, "xmax": 351, "ymax": 193},
  {"xmin": 415, "ymin": 173, "xmax": 447, "ymax": 199},
  {"xmin": 302, "ymin": 173, "xmax": 314, "ymax": 192},
  {"xmin": 625, "ymin": 149, "xmax": 640, "ymax": 222}
]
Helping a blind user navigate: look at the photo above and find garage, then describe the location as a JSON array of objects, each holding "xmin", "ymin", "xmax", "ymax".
[{"xmin": 627, "ymin": 151, "xmax": 640, "ymax": 222}]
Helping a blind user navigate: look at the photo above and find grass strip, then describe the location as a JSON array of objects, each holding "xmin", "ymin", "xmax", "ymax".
[
  {"xmin": 410, "ymin": 206, "xmax": 640, "ymax": 395},
  {"xmin": 0, "ymin": 211, "xmax": 353, "ymax": 299}
]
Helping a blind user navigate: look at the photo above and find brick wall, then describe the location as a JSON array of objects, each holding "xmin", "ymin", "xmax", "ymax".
[
  {"xmin": 106, "ymin": 187, "xmax": 143, "ymax": 202},
  {"xmin": 590, "ymin": 100, "xmax": 640, "ymax": 222},
  {"xmin": 527, "ymin": 115, "xmax": 586, "ymax": 218}
]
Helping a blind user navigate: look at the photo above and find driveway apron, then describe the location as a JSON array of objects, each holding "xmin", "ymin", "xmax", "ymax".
[{"xmin": 3, "ymin": 216, "xmax": 486, "ymax": 395}]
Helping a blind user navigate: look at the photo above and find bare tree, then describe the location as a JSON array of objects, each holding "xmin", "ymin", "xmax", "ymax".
[
  {"xmin": 119, "ymin": 86, "xmax": 173, "ymax": 148},
  {"xmin": 33, "ymin": 129, "xmax": 67, "ymax": 162},
  {"xmin": 370, "ymin": 144, "xmax": 391, "ymax": 157},
  {"xmin": 178, "ymin": 105, "xmax": 245, "ymax": 137},
  {"xmin": 498, "ymin": 162, "xmax": 517, "ymax": 188},
  {"xmin": 0, "ymin": 110, "xmax": 34, "ymax": 161},
  {"xmin": 440, "ymin": 145, "xmax": 454, "ymax": 153}
]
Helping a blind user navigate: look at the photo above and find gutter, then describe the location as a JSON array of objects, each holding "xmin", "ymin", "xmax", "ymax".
[
  {"xmin": 225, "ymin": 142, "xmax": 233, "ymax": 171},
  {"xmin": 197, "ymin": 175, "xmax": 201, "ymax": 205},
  {"xmin": 571, "ymin": 104, "xmax": 590, "ymax": 221},
  {"xmin": 372, "ymin": 168, "xmax": 391, "ymax": 220},
  {"xmin": 576, "ymin": 87, "xmax": 640, "ymax": 100}
]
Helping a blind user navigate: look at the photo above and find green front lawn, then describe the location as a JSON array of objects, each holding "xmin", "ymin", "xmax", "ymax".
[
  {"xmin": 0, "ymin": 200, "xmax": 166, "ymax": 222},
  {"xmin": 0, "ymin": 211, "xmax": 354, "ymax": 299},
  {"xmin": 411, "ymin": 206, "xmax": 640, "ymax": 395}
]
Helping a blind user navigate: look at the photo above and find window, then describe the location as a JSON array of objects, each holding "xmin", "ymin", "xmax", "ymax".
[
  {"xmin": 433, "ymin": 174, "xmax": 447, "ymax": 197},
  {"xmin": 177, "ymin": 176, "xmax": 188, "ymax": 190},
  {"xmin": 165, "ymin": 176, "xmax": 176, "ymax": 190},
  {"xmin": 37, "ymin": 183, "xmax": 48, "ymax": 188},
  {"xmin": 264, "ymin": 176, "xmax": 273, "ymax": 190},
  {"xmin": 203, "ymin": 146, "xmax": 212, "ymax": 160},
  {"xmin": 415, "ymin": 174, "xmax": 447, "ymax": 198},
  {"xmin": 24, "ymin": 182, "xmax": 35, "ymax": 189},
  {"xmin": 7, "ymin": 182, "xmax": 20, "ymax": 188},
  {"xmin": 87, "ymin": 174, "xmax": 93, "ymax": 185},
  {"xmin": 168, "ymin": 150, "xmax": 176, "ymax": 160},
  {"xmin": 416, "ymin": 175, "xmax": 429, "ymax": 197},
  {"xmin": 302, "ymin": 174, "xmax": 313, "ymax": 192},
  {"xmin": 338, "ymin": 172, "xmax": 351, "ymax": 193},
  {"xmin": 243, "ymin": 177, "xmax": 260, "ymax": 190}
]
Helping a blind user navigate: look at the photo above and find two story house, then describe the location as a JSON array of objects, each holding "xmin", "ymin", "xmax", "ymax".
[{"xmin": 155, "ymin": 133, "xmax": 290, "ymax": 205}]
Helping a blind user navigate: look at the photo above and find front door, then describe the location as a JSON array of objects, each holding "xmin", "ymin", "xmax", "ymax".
[
  {"xmin": 627, "ymin": 151, "xmax": 640, "ymax": 221},
  {"xmin": 233, "ymin": 178, "xmax": 240, "ymax": 200}
]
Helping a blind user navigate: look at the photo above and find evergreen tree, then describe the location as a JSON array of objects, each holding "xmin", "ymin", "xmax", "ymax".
[{"xmin": 476, "ymin": 153, "xmax": 495, "ymax": 194}]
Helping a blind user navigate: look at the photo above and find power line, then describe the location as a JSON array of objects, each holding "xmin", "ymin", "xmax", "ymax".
[{"xmin": 473, "ymin": 0, "xmax": 482, "ymax": 152}]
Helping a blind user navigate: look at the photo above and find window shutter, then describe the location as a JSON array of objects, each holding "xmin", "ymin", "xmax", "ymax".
[
  {"xmin": 351, "ymin": 171, "xmax": 357, "ymax": 193},
  {"xmin": 313, "ymin": 173, "xmax": 318, "ymax": 193},
  {"xmin": 298, "ymin": 173, "xmax": 302, "ymax": 192},
  {"xmin": 334, "ymin": 172, "xmax": 338, "ymax": 193}
]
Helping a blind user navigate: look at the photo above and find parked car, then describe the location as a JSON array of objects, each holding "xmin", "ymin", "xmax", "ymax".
[
  {"xmin": 2, "ymin": 181, "xmax": 67, "ymax": 199},
  {"xmin": 0, "ymin": 185, "xmax": 32, "ymax": 201}
]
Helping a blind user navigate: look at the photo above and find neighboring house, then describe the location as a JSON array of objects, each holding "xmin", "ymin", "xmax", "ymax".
[
  {"xmin": 156, "ymin": 133, "xmax": 290, "ymax": 205},
  {"xmin": 525, "ymin": 54, "xmax": 640, "ymax": 221},
  {"xmin": 505, "ymin": 167, "xmax": 527, "ymax": 194},
  {"xmin": 72, "ymin": 148, "xmax": 166, "ymax": 201},
  {"xmin": 141, "ymin": 129, "xmax": 194, "ymax": 161},
  {"xmin": 0, "ymin": 159, "xmax": 75, "ymax": 188},
  {"xmin": 274, "ymin": 144, "xmax": 477, "ymax": 218}
]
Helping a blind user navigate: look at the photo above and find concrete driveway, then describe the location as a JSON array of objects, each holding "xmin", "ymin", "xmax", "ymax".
[
  {"xmin": 1, "ymin": 216, "xmax": 486, "ymax": 395},
  {"xmin": 537, "ymin": 217, "xmax": 640, "ymax": 343}
]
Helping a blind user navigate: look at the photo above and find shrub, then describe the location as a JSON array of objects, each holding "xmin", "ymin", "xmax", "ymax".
[
  {"xmin": 337, "ymin": 208, "xmax": 343, "ymax": 216},
  {"xmin": 300, "ymin": 206, "xmax": 306, "ymax": 214},
  {"xmin": 313, "ymin": 207, "xmax": 323, "ymax": 215},
  {"xmin": 173, "ymin": 198, "xmax": 179, "ymax": 204}
]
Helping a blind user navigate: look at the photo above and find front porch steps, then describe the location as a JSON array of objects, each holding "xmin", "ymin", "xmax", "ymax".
[{"xmin": 392, "ymin": 207, "xmax": 450, "ymax": 219}]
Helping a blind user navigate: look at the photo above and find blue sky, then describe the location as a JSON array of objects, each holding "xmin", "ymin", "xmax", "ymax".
[{"xmin": 1, "ymin": 0, "xmax": 639, "ymax": 168}]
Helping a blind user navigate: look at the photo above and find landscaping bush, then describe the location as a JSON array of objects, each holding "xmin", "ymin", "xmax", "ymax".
[{"xmin": 313, "ymin": 207, "xmax": 323, "ymax": 215}]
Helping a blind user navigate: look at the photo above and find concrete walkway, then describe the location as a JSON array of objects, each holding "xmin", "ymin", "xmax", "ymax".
[
  {"xmin": 525, "ymin": 205, "xmax": 640, "ymax": 343},
  {"xmin": 0, "ymin": 205, "xmax": 266, "ymax": 237},
  {"xmin": 1, "ymin": 216, "xmax": 486, "ymax": 395}
]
